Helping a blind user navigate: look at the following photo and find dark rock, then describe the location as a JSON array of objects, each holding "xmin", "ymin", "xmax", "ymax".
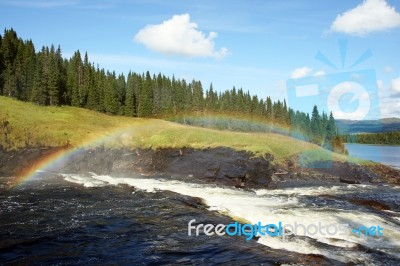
[
  {"xmin": 339, "ymin": 178, "xmax": 360, "ymax": 184},
  {"xmin": 2, "ymin": 145, "xmax": 399, "ymax": 189},
  {"xmin": 349, "ymin": 199, "xmax": 391, "ymax": 211},
  {"xmin": 0, "ymin": 146, "xmax": 274, "ymax": 189}
]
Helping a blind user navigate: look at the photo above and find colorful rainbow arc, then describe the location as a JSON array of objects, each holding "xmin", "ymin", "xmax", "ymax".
[
  {"xmin": 13, "ymin": 126, "xmax": 134, "ymax": 187},
  {"xmin": 13, "ymin": 118, "xmax": 305, "ymax": 187}
]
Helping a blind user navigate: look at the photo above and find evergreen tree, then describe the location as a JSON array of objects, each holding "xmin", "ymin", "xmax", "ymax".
[
  {"xmin": 116, "ymin": 73, "xmax": 126, "ymax": 115},
  {"xmin": 152, "ymin": 73, "xmax": 163, "ymax": 115},
  {"xmin": 326, "ymin": 112, "xmax": 336, "ymax": 138},
  {"xmin": 311, "ymin": 105, "xmax": 322, "ymax": 143},
  {"xmin": 1, "ymin": 29, "xmax": 19, "ymax": 98},
  {"xmin": 125, "ymin": 71, "xmax": 136, "ymax": 117},
  {"xmin": 30, "ymin": 49, "xmax": 47, "ymax": 105},
  {"xmin": 47, "ymin": 45, "xmax": 60, "ymax": 106},
  {"xmin": 20, "ymin": 40, "xmax": 36, "ymax": 101},
  {"xmin": 56, "ymin": 46, "xmax": 67, "ymax": 105},
  {"xmin": 138, "ymin": 71, "xmax": 153, "ymax": 117},
  {"xmin": 205, "ymin": 83, "xmax": 218, "ymax": 111},
  {"xmin": 266, "ymin": 96, "xmax": 273, "ymax": 120},
  {"xmin": 192, "ymin": 80, "xmax": 204, "ymax": 112},
  {"xmin": 0, "ymin": 28, "xmax": 345, "ymax": 152},
  {"xmin": 86, "ymin": 63, "xmax": 100, "ymax": 111},
  {"xmin": 103, "ymin": 71, "xmax": 119, "ymax": 114},
  {"xmin": 182, "ymin": 79, "xmax": 192, "ymax": 112},
  {"xmin": 161, "ymin": 74, "xmax": 173, "ymax": 115},
  {"xmin": 67, "ymin": 50, "xmax": 83, "ymax": 107},
  {"xmin": 0, "ymin": 33, "xmax": 3, "ymax": 94}
]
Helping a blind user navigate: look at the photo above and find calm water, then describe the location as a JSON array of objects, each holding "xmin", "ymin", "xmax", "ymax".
[
  {"xmin": 1, "ymin": 172, "xmax": 400, "ymax": 265},
  {"xmin": 345, "ymin": 144, "xmax": 400, "ymax": 169}
]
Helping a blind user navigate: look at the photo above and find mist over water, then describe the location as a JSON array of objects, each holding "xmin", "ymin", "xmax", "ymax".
[{"xmin": 1, "ymin": 172, "xmax": 400, "ymax": 265}]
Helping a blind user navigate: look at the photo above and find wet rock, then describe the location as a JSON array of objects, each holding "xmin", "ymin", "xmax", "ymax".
[
  {"xmin": 280, "ymin": 157, "xmax": 388, "ymax": 185},
  {"xmin": 339, "ymin": 178, "xmax": 360, "ymax": 184},
  {"xmin": 134, "ymin": 147, "xmax": 274, "ymax": 188},
  {"xmin": 1, "ymin": 145, "xmax": 399, "ymax": 189},
  {"xmin": 0, "ymin": 146, "xmax": 274, "ymax": 189},
  {"xmin": 349, "ymin": 199, "xmax": 391, "ymax": 211}
]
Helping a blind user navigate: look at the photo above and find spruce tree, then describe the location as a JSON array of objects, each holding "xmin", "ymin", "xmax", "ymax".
[
  {"xmin": 0, "ymin": 32, "xmax": 3, "ymax": 95},
  {"xmin": 125, "ymin": 71, "xmax": 136, "ymax": 117},
  {"xmin": 192, "ymin": 80, "xmax": 204, "ymax": 112},
  {"xmin": 138, "ymin": 71, "xmax": 153, "ymax": 117},
  {"xmin": 326, "ymin": 112, "xmax": 337, "ymax": 140},
  {"xmin": 266, "ymin": 96, "xmax": 273, "ymax": 120},
  {"xmin": 0, "ymin": 28, "xmax": 346, "ymax": 152},
  {"xmin": 1, "ymin": 29, "xmax": 19, "ymax": 98},
  {"xmin": 116, "ymin": 73, "xmax": 126, "ymax": 115},
  {"xmin": 67, "ymin": 51, "xmax": 83, "ymax": 107},
  {"xmin": 47, "ymin": 45, "xmax": 60, "ymax": 106},
  {"xmin": 311, "ymin": 105, "xmax": 322, "ymax": 143},
  {"xmin": 30, "ymin": 50, "xmax": 47, "ymax": 105}
]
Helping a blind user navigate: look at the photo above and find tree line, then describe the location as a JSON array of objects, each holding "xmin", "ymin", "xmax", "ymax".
[
  {"xmin": 0, "ymin": 28, "xmax": 343, "ymax": 152},
  {"xmin": 341, "ymin": 131, "xmax": 400, "ymax": 145}
]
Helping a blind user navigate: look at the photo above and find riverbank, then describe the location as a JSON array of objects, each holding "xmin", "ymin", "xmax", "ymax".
[
  {"xmin": 1, "ymin": 145, "xmax": 399, "ymax": 188},
  {"xmin": 1, "ymin": 96, "xmax": 399, "ymax": 188},
  {"xmin": 2, "ymin": 146, "xmax": 400, "ymax": 265}
]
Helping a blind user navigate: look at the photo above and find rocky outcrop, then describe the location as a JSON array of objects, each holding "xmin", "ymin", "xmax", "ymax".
[
  {"xmin": 0, "ymin": 146, "xmax": 274, "ymax": 188},
  {"xmin": 74, "ymin": 147, "xmax": 274, "ymax": 188},
  {"xmin": 1, "ymin": 145, "xmax": 399, "ymax": 188},
  {"xmin": 270, "ymin": 156, "xmax": 397, "ymax": 185},
  {"xmin": 144, "ymin": 148, "xmax": 273, "ymax": 188}
]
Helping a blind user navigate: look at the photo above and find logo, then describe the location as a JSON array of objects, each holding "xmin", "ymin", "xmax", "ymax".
[
  {"xmin": 188, "ymin": 219, "xmax": 384, "ymax": 241},
  {"xmin": 286, "ymin": 39, "xmax": 382, "ymax": 168},
  {"xmin": 351, "ymin": 225, "xmax": 384, "ymax": 237}
]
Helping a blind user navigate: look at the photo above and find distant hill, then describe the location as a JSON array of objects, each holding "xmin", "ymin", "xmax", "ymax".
[{"xmin": 336, "ymin": 118, "xmax": 400, "ymax": 134}]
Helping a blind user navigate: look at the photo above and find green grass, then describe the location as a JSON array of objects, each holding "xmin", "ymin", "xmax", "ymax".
[
  {"xmin": 0, "ymin": 96, "xmax": 139, "ymax": 150},
  {"xmin": 0, "ymin": 96, "xmax": 348, "ymax": 164}
]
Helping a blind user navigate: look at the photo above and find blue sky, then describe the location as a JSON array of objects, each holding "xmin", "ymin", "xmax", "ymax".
[{"xmin": 1, "ymin": 0, "xmax": 400, "ymax": 118}]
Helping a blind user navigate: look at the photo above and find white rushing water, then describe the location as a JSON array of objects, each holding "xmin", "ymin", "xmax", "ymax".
[{"xmin": 62, "ymin": 173, "xmax": 400, "ymax": 264}]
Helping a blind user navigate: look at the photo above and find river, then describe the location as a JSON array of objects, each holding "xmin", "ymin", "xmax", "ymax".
[
  {"xmin": 345, "ymin": 143, "xmax": 400, "ymax": 169},
  {"xmin": 1, "ymin": 171, "xmax": 399, "ymax": 265}
]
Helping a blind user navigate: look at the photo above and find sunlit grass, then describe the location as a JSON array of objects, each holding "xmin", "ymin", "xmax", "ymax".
[
  {"xmin": 0, "ymin": 96, "xmax": 349, "ymax": 164},
  {"xmin": 0, "ymin": 96, "xmax": 139, "ymax": 149}
]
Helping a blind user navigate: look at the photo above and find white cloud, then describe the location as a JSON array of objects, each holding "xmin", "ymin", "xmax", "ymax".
[
  {"xmin": 384, "ymin": 66, "xmax": 394, "ymax": 73},
  {"xmin": 290, "ymin": 66, "xmax": 313, "ymax": 79},
  {"xmin": 380, "ymin": 97, "xmax": 400, "ymax": 117},
  {"xmin": 290, "ymin": 68, "xmax": 327, "ymax": 78},
  {"xmin": 314, "ymin": 70, "xmax": 325, "ymax": 76},
  {"xmin": 377, "ymin": 79, "xmax": 384, "ymax": 90},
  {"xmin": 134, "ymin": 14, "xmax": 228, "ymax": 59},
  {"xmin": 330, "ymin": 0, "xmax": 400, "ymax": 36},
  {"xmin": 377, "ymin": 78, "xmax": 400, "ymax": 118},
  {"xmin": 391, "ymin": 76, "xmax": 400, "ymax": 92}
]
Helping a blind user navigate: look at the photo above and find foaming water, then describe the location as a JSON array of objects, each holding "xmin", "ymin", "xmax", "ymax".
[
  {"xmin": 1, "ymin": 174, "xmax": 325, "ymax": 265},
  {"xmin": 62, "ymin": 173, "xmax": 400, "ymax": 264},
  {"xmin": 61, "ymin": 173, "xmax": 108, "ymax": 187}
]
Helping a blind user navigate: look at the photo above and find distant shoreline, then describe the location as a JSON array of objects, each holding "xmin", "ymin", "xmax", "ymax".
[{"xmin": 345, "ymin": 143, "xmax": 400, "ymax": 170}]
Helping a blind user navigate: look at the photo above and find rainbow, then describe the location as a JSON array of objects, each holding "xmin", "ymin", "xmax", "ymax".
[
  {"xmin": 170, "ymin": 114, "xmax": 308, "ymax": 140},
  {"xmin": 12, "ymin": 118, "xmax": 312, "ymax": 187},
  {"xmin": 13, "ymin": 126, "xmax": 134, "ymax": 187}
]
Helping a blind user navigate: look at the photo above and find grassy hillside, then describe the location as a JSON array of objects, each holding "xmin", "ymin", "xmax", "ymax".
[{"xmin": 0, "ymin": 96, "xmax": 343, "ymax": 163}]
